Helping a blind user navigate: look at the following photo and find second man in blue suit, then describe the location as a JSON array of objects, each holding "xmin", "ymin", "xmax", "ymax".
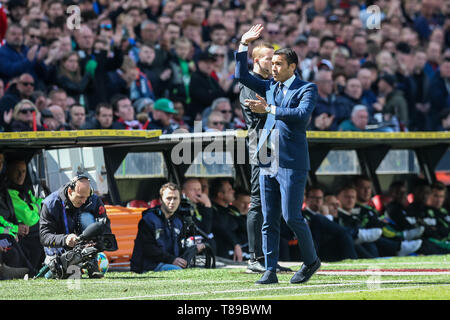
[{"xmin": 235, "ymin": 24, "xmax": 321, "ymax": 285}]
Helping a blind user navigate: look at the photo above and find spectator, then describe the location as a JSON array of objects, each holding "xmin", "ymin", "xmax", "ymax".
[
  {"xmin": 410, "ymin": 49, "xmax": 431, "ymax": 131},
  {"xmin": 205, "ymin": 111, "xmax": 225, "ymax": 132},
  {"xmin": 23, "ymin": 20, "xmax": 42, "ymax": 48},
  {"xmin": 168, "ymin": 37, "xmax": 194, "ymax": 106},
  {"xmin": 130, "ymin": 182, "xmax": 205, "ymax": 273},
  {"xmin": 336, "ymin": 77, "xmax": 364, "ymax": 123},
  {"xmin": 189, "ymin": 51, "xmax": 226, "ymax": 120},
  {"xmin": 67, "ymin": 104, "xmax": 86, "ymax": 131},
  {"xmin": 427, "ymin": 57, "xmax": 450, "ymax": 130},
  {"xmin": 40, "ymin": 109, "xmax": 60, "ymax": 131},
  {"xmin": 330, "ymin": 45, "xmax": 350, "ymax": 76},
  {"xmin": 172, "ymin": 98, "xmax": 191, "ymax": 131},
  {"xmin": 111, "ymin": 94, "xmax": 141, "ymax": 130},
  {"xmin": 6, "ymin": 158, "xmax": 44, "ymax": 273},
  {"xmin": 202, "ymin": 97, "xmax": 234, "ymax": 130},
  {"xmin": 10, "ymin": 99, "xmax": 44, "ymax": 132},
  {"xmin": 160, "ymin": 21, "xmax": 181, "ymax": 53},
  {"xmin": 7, "ymin": 0, "xmax": 27, "ymax": 24},
  {"xmin": 139, "ymin": 20, "xmax": 160, "ymax": 47},
  {"xmin": 424, "ymin": 41, "xmax": 442, "ymax": 79},
  {"xmin": 413, "ymin": 0, "xmax": 444, "ymax": 42},
  {"xmin": 147, "ymin": 98, "xmax": 180, "ymax": 134},
  {"xmin": 210, "ymin": 178, "xmax": 247, "ymax": 261},
  {"xmin": 357, "ymin": 68, "xmax": 378, "ymax": 119},
  {"xmin": 74, "ymin": 24, "xmax": 123, "ymax": 112},
  {"xmin": 137, "ymin": 44, "xmax": 172, "ymax": 98},
  {"xmin": 377, "ymin": 73, "xmax": 409, "ymax": 129},
  {"xmin": 0, "ymin": 73, "xmax": 35, "ymax": 130},
  {"xmin": 0, "ymin": 23, "xmax": 47, "ymax": 88},
  {"xmin": 437, "ymin": 109, "xmax": 450, "ymax": 131},
  {"xmin": 107, "ymin": 56, "xmax": 155, "ymax": 102},
  {"xmin": 232, "ymin": 102, "xmax": 246, "ymax": 130},
  {"xmin": 182, "ymin": 18, "xmax": 205, "ymax": 59},
  {"xmin": 48, "ymin": 105, "xmax": 70, "ymax": 130},
  {"xmin": 48, "ymin": 89, "xmax": 68, "ymax": 111},
  {"xmin": 82, "ymin": 103, "xmax": 113, "ymax": 130},
  {"xmin": 55, "ymin": 52, "xmax": 93, "ymax": 105},
  {"xmin": 339, "ymin": 104, "xmax": 369, "ymax": 131},
  {"xmin": 310, "ymin": 69, "xmax": 338, "ymax": 130}
]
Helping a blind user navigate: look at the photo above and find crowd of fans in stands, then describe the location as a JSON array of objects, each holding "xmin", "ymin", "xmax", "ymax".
[{"xmin": 0, "ymin": 0, "xmax": 448, "ymax": 134}]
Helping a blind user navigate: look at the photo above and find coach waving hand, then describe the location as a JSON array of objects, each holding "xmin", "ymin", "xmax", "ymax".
[{"xmin": 235, "ymin": 24, "xmax": 321, "ymax": 285}]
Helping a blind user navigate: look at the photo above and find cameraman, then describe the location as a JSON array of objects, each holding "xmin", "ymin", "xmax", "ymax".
[
  {"xmin": 130, "ymin": 183, "xmax": 205, "ymax": 273},
  {"xmin": 39, "ymin": 174, "xmax": 111, "ymax": 278},
  {"xmin": 181, "ymin": 178, "xmax": 214, "ymax": 238}
]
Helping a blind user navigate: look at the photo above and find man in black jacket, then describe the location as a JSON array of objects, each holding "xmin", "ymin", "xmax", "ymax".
[
  {"xmin": 130, "ymin": 183, "xmax": 205, "ymax": 273},
  {"xmin": 210, "ymin": 178, "xmax": 248, "ymax": 261},
  {"xmin": 74, "ymin": 25, "xmax": 123, "ymax": 112},
  {"xmin": 188, "ymin": 51, "xmax": 226, "ymax": 120},
  {"xmin": 39, "ymin": 174, "xmax": 111, "ymax": 278}
]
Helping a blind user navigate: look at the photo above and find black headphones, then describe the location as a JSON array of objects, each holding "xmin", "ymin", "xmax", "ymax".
[{"xmin": 68, "ymin": 174, "xmax": 93, "ymax": 196}]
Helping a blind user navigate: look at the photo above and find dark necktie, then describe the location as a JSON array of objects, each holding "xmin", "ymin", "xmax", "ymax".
[{"xmin": 274, "ymin": 83, "xmax": 284, "ymax": 107}]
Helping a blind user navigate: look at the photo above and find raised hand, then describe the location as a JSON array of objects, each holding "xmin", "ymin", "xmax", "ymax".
[{"xmin": 241, "ymin": 24, "xmax": 264, "ymax": 45}]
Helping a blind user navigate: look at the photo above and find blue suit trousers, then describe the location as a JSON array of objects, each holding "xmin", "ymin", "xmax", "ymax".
[{"xmin": 260, "ymin": 167, "xmax": 318, "ymax": 271}]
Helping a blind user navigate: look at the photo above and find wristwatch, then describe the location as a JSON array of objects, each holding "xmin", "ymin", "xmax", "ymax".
[{"xmin": 265, "ymin": 105, "xmax": 272, "ymax": 113}]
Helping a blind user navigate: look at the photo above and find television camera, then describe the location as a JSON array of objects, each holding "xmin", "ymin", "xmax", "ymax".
[{"xmin": 33, "ymin": 218, "xmax": 118, "ymax": 279}]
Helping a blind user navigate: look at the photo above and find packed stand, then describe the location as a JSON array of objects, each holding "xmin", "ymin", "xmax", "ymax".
[{"xmin": 0, "ymin": 0, "xmax": 448, "ymax": 133}]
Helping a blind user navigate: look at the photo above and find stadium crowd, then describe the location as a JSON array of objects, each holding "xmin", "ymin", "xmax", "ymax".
[{"xmin": 0, "ymin": 0, "xmax": 449, "ymax": 133}]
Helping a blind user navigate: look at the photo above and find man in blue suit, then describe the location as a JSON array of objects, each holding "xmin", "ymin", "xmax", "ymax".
[{"xmin": 235, "ymin": 25, "xmax": 321, "ymax": 285}]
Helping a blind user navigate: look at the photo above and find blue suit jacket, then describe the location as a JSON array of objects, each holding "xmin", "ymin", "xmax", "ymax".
[{"xmin": 234, "ymin": 51, "xmax": 317, "ymax": 170}]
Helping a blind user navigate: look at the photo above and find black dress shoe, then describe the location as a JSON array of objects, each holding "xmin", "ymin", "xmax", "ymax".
[
  {"xmin": 255, "ymin": 270, "xmax": 278, "ymax": 285},
  {"xmin": 276, "ymin": 264, "xmax": 292, "ymax": 272},
  {"xmin": 290, "ymin": 258, "xmax": 321, "ymax": 284}
]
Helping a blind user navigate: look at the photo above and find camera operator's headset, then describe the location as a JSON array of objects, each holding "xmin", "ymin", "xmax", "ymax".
[{"xmin": 68, "ymin": 174, "xmax": 93, "ymax": 197}]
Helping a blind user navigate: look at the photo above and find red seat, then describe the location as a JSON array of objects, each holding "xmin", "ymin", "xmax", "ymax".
[
  {"xmin": 407, "ymin": 193, "xmax": 414, "ymax": 204},
  {"xmin": 127, "ymin": 200, "xmax": 150, "ymax": 208},
  {"xmin": 371, "ymin": 194, "xmax": 392, "ymax": 213},
  {"xmin": 148, "ymin": 199, "xmax": 161, "ymax": 208}
]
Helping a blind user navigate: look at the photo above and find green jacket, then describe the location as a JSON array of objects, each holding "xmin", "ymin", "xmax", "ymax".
[
  {"xmin": 0, "ymin": 215, "xmax": 18, "ymax": 237},
  {"xmin": 7, "ymin": 189, "xmax": 42, "ymax": 227}
]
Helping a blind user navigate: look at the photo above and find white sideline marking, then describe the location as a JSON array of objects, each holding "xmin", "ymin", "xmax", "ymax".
[
  {"xmin": 230, "ymin": 284, "xmax": 450, "ymax": 300},
  {"xmin": 97, "ymin": 280, "xmax": 414, "ymax": 300},
  {"xmin": 317, "ymin": 271, "xmax": 450, "ymax": 276}
]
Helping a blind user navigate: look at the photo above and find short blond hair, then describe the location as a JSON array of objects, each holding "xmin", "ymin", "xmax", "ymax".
[
  {"xmin": 251, "ymin": 41, "xmax": 274, "ymax": 60},
  {"xmin": 159, "ymin": 182, "xmax": 180, "ymax": 198},
  {"xmin": 13, "ymin": 99, "xmax": 38, "ymax": 121}
]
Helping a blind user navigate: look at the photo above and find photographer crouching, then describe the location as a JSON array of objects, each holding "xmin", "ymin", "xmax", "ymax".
[
  {"xmin": 130, "ymin": 183, "xmax": 212, "ymax": 273},
  {"xmin": 38, "ymin": 174, "xmax": 113, "ymax": 279}
]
